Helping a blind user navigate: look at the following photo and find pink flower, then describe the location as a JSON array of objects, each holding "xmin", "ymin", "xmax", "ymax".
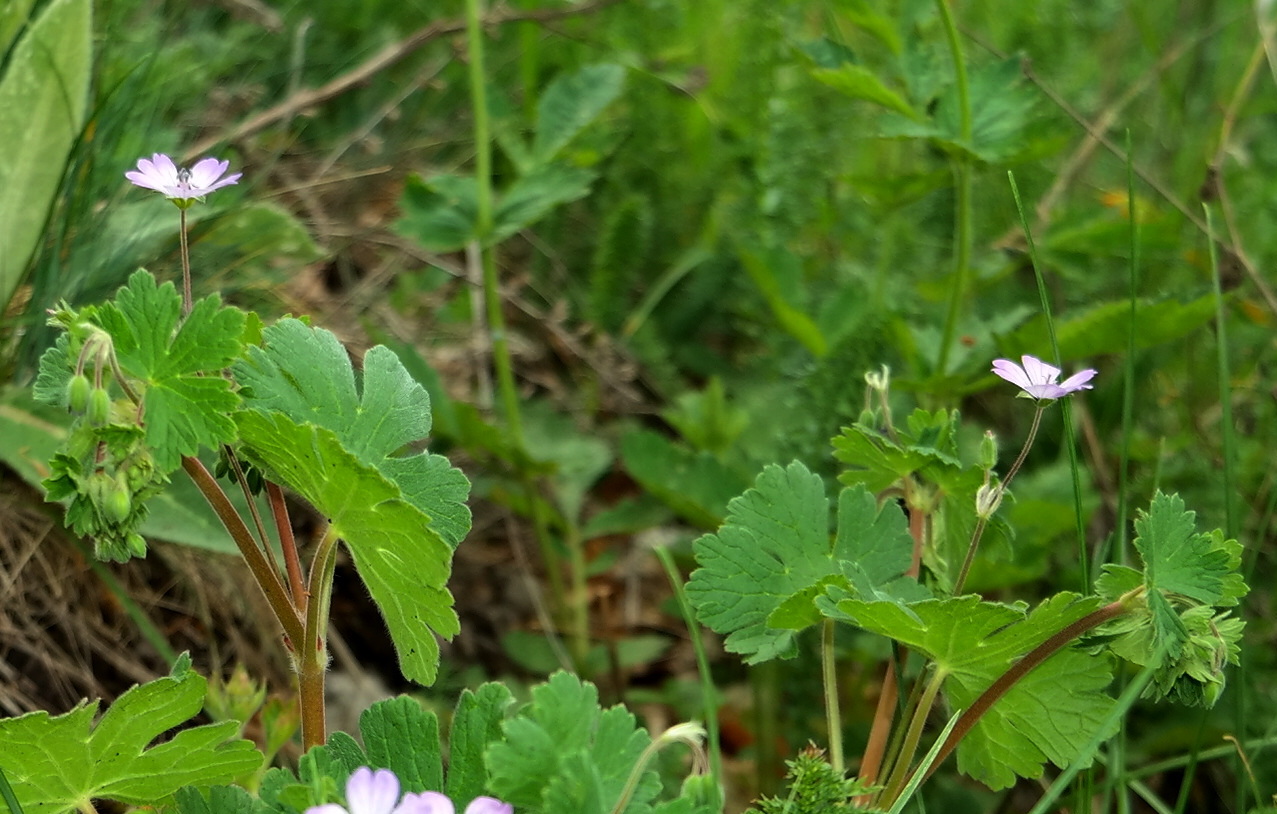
[
  {"xmin": 992, "ymin": 355, "xmax": 1096, "ymax": 401},
  {"xmin": 125, "ymin": 153, "xmax": 241, "ymax": 204},
  {"xmin": 305, "ymin": 767, "xmax": 512, "ymax": 814}
]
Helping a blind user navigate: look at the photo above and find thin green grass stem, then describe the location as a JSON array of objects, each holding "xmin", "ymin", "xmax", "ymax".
[
  {"xmin": 821, "ymin": 619, "xmax": 844, "ymax": 773},
  {"xmin": 67, "ymin": 535, "xmax": 178, "ymax": 664},
  {"xmin": 878, "ymin": 667, "xmax": 948, "ymax": 808},
  {"xmin": 463, "ymin": 0, "xmax": 577, "ymax": 657},
  {"xmin": 1204, "ymin": 204, "xmax": 1248, "ymax": 814},
  {"xmin": 1008, "ymin": 171, "xmax": 1088, "ymax": 590},
  {"xmin": 934, "ymin": 0, "xmax": 973, "ymax": 376},
  {"xmin": 653, "ymin": 545, "xmax": 723, "ymax": 789},
  {"xmin": 0, "ymin": 763, "xmax": 24, "ymax": 814}
]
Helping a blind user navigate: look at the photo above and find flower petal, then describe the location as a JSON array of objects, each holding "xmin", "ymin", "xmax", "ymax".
[
  {"xmin": 463, "ymin": 798, "xmax": 513, "ymax": 814},
  {"xmin": 1019, "ymin": 355, "xmax": 1061, "ymax": 386},
  {"xmin": 306, "ymin": 805, "xmax": 353, "ymax": 814},
  {"xmin": 991, "ymin": 359, "xmax": 1032, "ymax": 389},
  {"xmin": 346, "ymin": 767, "xmax": 402, "ymax": 814},
  {"xmin": 394, "ymin": 792, "xmax": 454, "ymax": 814},
  {"xmin": 1058, "ymin": 369, "xmax": 1097, "ymax": 393}
]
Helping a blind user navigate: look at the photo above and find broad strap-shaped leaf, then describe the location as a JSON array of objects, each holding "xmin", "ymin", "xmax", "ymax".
[
  {"xmin": 235, "ymin": 410, "xmax": 459, "ymax": 685},
  {"xmin": 823, "ymin": 593, "xmax": 1115, "ymax": 789},
  {"xmin": 93, "ymin": 270, "xmax": 245, "ymax": 472},
  {"xmin": 235, "ymin": 318, "xmax": 470, "ymax": 546},
  {"xmin": 0, "ymin": 0, "xmax": 91, "ymax": 309},
  {"xmin": 0, "ymin": 655, "xmax": 261, "ymax": 814},
  {"xmin": 486, "ymin": 672, "xmax": 660, "ymax": 814},
  {"xmin": 686, "ymin": 462, "xmax": 920, "ymax": 663}
]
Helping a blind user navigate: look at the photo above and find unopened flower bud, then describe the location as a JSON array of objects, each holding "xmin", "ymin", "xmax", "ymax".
[
  {"xmin": 976, "ymin": 483, "xmax": 1003, "ymax": 519},
  {"xmin": 979, "ymin": 431, "xmax": 998, "ymax": 471},
  {"xmin": 87, "ymin": 387, "xmax": 110, "ymax": 426},
  {"xmin": 68, "ymin": 374, "xmax": 91, "ymax": 412}
]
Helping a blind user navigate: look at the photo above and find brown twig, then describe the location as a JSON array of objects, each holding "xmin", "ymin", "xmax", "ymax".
[{"xmin": 182, "ymin": 0, "xmax": 629, "ymax": 161}]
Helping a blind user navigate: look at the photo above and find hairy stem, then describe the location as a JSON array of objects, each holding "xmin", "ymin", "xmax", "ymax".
[
  {"xmin": 268, "ymin": 481, "xmax": 306, "ymax": 608},
  {"xmin": 954, "ymin": 403, "xmax": 1045, "ymax": 594},
  {"xmin": 299, "ymin": 524, "xmax": 340, "ymax": 749},
  {"xmin": 918, "ymin": 598, "xmax": 1131, "ymax": 784},
  {"xmin": 182, "ymin": 456, "xmax": 304, "ymax": 646},
  {"xmin": 822, "ymin": 619, "xmax": 844, "ymax": 773},
  {"xmin": 179, "ymin": 207, "xmax": 192, "ymax": 316}
]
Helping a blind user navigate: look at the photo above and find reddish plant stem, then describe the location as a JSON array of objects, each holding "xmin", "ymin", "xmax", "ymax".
[
  {"xmin": 268, "ymin": 482, "xmax": 306, "ymax": 611},
  {"xmin": 918, "ymin": 598, "xmax": 1130, "ymax": 784},
  {"xmin": 299, "ymin": 525, "xmax": 340, "ymax": 749},
  {"xmin": 858, "ymin": 493, "xmax": 927, "ymax": 796},
  {"xmin": 182, "ymin": 456, "xmax": 304, "ymax": 646}
]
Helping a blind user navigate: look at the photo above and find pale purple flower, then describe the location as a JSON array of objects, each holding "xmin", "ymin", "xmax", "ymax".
[
  {"xmin": 992, "ymin": 355, "xmax": 1096, "ymax": 401},
  {"xmin": 305, "ymin": 767, "xmax": 512, "ymax": 814},
  {"xmin": 125, "ymin": 153, "xmax": 241, "ymax": 204}
]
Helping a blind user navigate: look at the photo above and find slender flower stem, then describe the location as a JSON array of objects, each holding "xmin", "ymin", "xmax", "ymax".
[
  {"xmin": 917, "ymin": 598, "xmax": 1131, "ymax": 785},
  {"xmin": 953, "ymin": 403, "xmax": 1046, "ymax": 594},
  {"xmin": 821, "ymin": 619, "xmax": 844, "ymax": 773},
  {"xmin": 181, "ymin": 456, "xmax": 304, "ymax": 646},
  {"xmin": 299, "ymin": 523, "xmax": 340, "ymax": 749},
  {"xmin": 179, "ymin": 207, "xmax": 192, "ymax": 316},
  {"xmin": 268, "ymin": 482, "xmax": 307, "ymax": 608}
]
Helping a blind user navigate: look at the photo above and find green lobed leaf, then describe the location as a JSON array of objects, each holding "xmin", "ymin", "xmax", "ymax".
[
  {"xmin": 0, "ymin": 655, "xmax": 262, "ymax": 814},
  {"xmin": 235, "ymin": 318, "xmax": 471, "ymax": 547},
  {"xmin": 359, "ymin": 697, "xmax": 443, "ymax": 792},
  {"xmin": 93, "ymin": 270, "xmax": 246, "ymax": 473},
  {"xmin": 686, "ymin": 462, "xmax": 919, "ymax": 663},
  {"xmin": 235, "ymin": 410, "xmax": 459, "ymax": 685},
  {"xmin": 447, "ymin": 684, "xmax": 515, "ymax": 806},
  {"xmin": 1135, "ymin": 491, "xmax": 1234, "ymax": 605},
  {"xmin": 810, "ymin": 63, "xmax": 920, "ymax": 119},
  {"xmin": 823, "ymin": 593, "xmax": 1114, "ymax": 789},
  {"xmin": 0, "ymin": 0, "xmax": 91, "ymax": 310},
  {"xmin": 486, "ymin": 672, "xmax": 660, "ymax": 814}
]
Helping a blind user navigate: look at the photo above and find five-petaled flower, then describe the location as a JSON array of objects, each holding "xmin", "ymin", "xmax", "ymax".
[
  {"xmin": 305, "ymin": 767, "xmax": 512, "ymax": 814},
  {"xmin": 125, "ymin": 153, "xmax": 241, "ymax": 207},
  {"xmin": 992, "ymin": 355, "xmax": 1096, "ymax": 401}
]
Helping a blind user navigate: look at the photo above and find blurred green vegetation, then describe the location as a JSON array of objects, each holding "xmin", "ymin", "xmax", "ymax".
[{"xmin": 1, "ymin": 0, "xmax": 1275, "ymax": 810}]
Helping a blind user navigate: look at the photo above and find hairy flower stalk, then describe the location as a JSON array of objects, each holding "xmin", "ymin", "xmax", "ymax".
[
  {"xmin": 953, "ymin": 356, "xmax": 1098, "ymax": 594},
  {"xmin": 126, "ymin": 153, "xmax": 241, "ymax": 315}
]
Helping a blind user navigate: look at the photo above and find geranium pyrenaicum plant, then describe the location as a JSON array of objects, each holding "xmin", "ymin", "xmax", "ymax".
[
  {"xmin": 306, "ymin": 767, "xmax": 513, "ymax": 814},
  {"xmin": 125, "ymin": 153, "xmax": 241, "ymax": 207},
  {"xmin": 992, "ymin": 354, "xmax": 1097, "ymax": 401}
]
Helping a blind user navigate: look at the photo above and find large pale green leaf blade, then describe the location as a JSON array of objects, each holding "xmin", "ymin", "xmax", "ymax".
[
  {"xmin": 0, "ymin": 0, "xmax": 38, "ymax": 55},
  {"xmin": 235, "ymin": 319, "xmax": 470, "ymax": 547},
  {"xmin": 533, "ymin": 63, "xmax": 626, "ymax": 163},
  {"xmin": 0, "ymin": 656, "xmax": 261, "ymax": 814},
  {"xmin": 235, "ymin": 410, "xmax": 459, "ymax": 685},
  {"xmin": 0, "ymin": 0, "xmax": 91, "ymax": 309}
]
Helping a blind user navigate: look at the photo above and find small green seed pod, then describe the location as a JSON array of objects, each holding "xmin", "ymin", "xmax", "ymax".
[
  {"xmin": 104, "ymin": 481, "xmax": 132, "ymax": 524},
  {"xmin": 68, "ymin": 374, "xmax": 91, "ymax": 412},
  {"xmin": 126, "ymin": 532, "xmax": 147, "ymax": 558},
  {"xmin": 87, "ymin": 387, "xmax": 111, "ymax": 426}
]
